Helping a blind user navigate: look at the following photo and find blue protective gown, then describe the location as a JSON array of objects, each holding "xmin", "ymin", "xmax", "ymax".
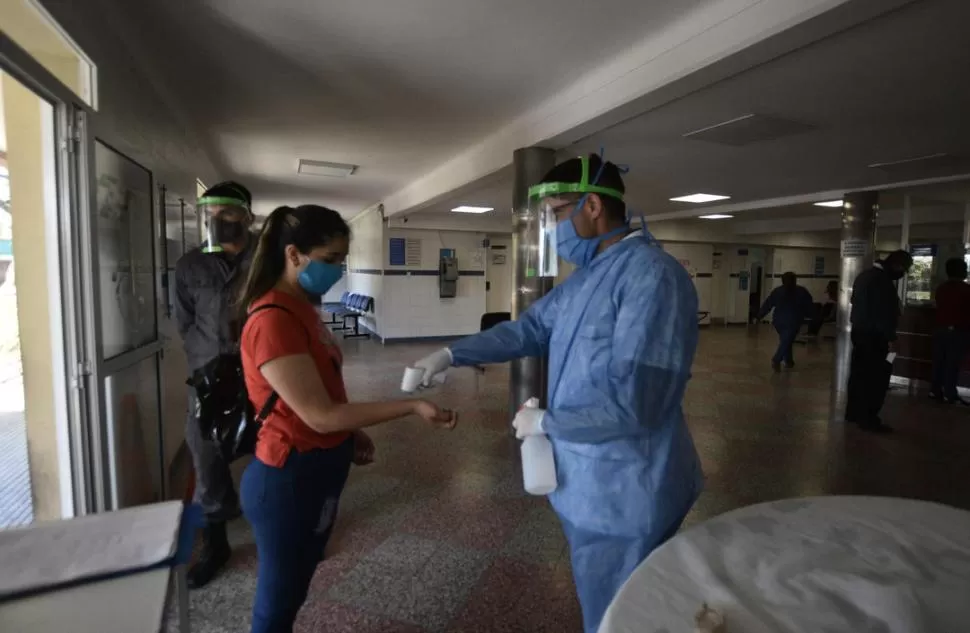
[{"xmin": 449, "ymin": 231, "xmax": 704, "ymax": 633}]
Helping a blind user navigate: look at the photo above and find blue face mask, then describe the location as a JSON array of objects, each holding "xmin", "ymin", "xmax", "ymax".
[
  {"xmin": 556, "ymin": 195, "xmax": 629, "ymax": 267},
  {"xmin": 298, "ymin": 259, "xmax": 343, "ymax": 296}
]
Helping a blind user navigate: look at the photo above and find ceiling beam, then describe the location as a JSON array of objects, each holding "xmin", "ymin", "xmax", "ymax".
[{"xmin": 381, "ymin": 0, "xmax": 900, "ymax": 218}]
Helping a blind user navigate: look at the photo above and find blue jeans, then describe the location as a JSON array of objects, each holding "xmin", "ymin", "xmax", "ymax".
[
  {"xmin": 772, "ymin": 323, "xmax": 800, "ymax": 365},
  {"xmin": 241, "ymin": 439, "xmax": 353, "ymax": 633}
]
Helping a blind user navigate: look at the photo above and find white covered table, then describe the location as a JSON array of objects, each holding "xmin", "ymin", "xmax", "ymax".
[{"xmin": 599, "ymin": 496, "xmax": 970, "ymax": 633}]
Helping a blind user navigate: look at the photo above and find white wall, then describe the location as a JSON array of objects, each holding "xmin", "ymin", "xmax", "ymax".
[
  {"xmin": 386, "ymin": 212, "xmax": 512, "ymax": 234},
  {"xmin": 346, "ymin": 205, "xmax": 384, "ymax": 335},
  {"xmin": 381, "ymin": 228, "xmax": 487, "ymax": 340},
  {"xmin": 769, "ymin": 248, "xmax": 840, "ymax": 300}
]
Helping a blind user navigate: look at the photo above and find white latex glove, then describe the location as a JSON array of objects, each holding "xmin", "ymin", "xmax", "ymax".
[
  {"xmin": 413, "ymin": 348, "xmax": 453, "ymax": 387},
  {"xmin": 513, "ymin": 406, "xmax": 546, "ymax": 439}
]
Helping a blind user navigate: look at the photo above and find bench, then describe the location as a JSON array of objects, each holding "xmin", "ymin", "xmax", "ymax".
[{"xmin": 325, "ymin": 292, "xmax": 374, "ymax": 339}]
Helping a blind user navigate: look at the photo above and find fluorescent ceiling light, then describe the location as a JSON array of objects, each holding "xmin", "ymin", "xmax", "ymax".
[
  {"xmin": 297, "ymin": 159, "xmax": 358, "ymax": 178},
  {"xmin": 670, "ymin": 193, "xmax": 731, "ymax": 203},
  {"xmin": 451, "ymin": 206, "xmax": 493, "ymax": 214},
  {"xmin": 813, "ymin": 200, "xmax": 844, "ymax": 208},
  {"xmin": 698, "ymin": 214, "xmax": 733, "ymax": 220}
]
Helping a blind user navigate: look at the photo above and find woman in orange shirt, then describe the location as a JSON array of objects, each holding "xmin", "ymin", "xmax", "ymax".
[{"xmin": 236, "ymin": 205, "xmax": 455, "ymax": 633}]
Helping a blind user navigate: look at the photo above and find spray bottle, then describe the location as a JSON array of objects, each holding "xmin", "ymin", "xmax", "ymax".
[{"xmin": 519, "ymin": 397, "xmax": 557, "ymax": 495}]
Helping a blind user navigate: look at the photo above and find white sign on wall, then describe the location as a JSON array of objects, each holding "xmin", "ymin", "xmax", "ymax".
[
  {"xmin": 405, "ymin": 238, "xmax": 422, "ymax": 266},
  {"xmin": 841, "ymin": 238, "xmax": 869, "ymax": 258}
]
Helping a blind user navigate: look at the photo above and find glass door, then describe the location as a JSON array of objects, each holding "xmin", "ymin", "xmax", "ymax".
[{"xmin": 86, "ymin": 138, "xmax": 166, "ymax": 510}]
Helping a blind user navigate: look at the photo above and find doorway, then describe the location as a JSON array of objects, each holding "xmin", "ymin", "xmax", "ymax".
[
  {"xmin": 748, "ymin": 263, "xmax": 764, "ymax": 323},
  {"xmin": 485, "ymin": 235, "xmax": 512, "ymax": 314},
  {"xmin": 0, "ymin": 68, "xmax": 69, "ymax": 527}
]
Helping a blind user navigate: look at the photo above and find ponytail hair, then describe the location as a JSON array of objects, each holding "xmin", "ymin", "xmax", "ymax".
[{"xmin": 235, "ymin": 205, "xmax": 350, "ymax": 321}]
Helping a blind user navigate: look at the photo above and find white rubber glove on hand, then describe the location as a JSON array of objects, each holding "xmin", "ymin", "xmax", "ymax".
[
  {"xmin": 513, "ymin": 406, "xmax": 546, "ymax": 439},
  {"xmin": 413, "ymin": 348, "xmax": 453, "ymax": 387}
]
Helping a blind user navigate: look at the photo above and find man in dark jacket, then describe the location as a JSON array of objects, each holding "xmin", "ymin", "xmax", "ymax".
[
  {"xmin": 758, "ymin": 271, "xmax": 815, "ymax": 371},
  {"xmin": 175, "ymin": 181, "xmax": 255, "ymax": 587},
  {"xmin": 846, "ymin": 250, "xmax": 913, "ymax": 433}
]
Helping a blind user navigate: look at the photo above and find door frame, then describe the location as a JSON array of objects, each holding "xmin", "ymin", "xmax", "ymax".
[{"xmin": 0, "ymin": 32, "xmax": 100, "ymax": 517}]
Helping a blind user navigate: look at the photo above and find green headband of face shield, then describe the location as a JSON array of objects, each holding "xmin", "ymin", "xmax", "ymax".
[
  {"xmin": 197, "ymin": 195, "xmax": 251, "ymax": 210},
  {"xmin": 526, "ymin": 155, "xmax": 625, "ymax": 201}
]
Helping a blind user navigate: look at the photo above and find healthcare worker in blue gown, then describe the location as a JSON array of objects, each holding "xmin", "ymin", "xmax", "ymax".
[{"xmin": 410, "ymin": 154, "xmax": 704, "ymax": 633}]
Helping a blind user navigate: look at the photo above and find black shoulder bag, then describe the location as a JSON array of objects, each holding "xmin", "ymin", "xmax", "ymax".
[{"xmin": 199, "ymin": 303, "xmax": 310, "ymax": 462}]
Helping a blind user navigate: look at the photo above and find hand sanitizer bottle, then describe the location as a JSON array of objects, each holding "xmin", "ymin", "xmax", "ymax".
[{"xmin": 519, "ymin": 398, "xmax": 557, "ymax": 495}]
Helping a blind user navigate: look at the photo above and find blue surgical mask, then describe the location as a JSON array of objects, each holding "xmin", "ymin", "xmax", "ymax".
[
  {"xmin": 298, "ymin": 259, "xmax": 343, "ymax": 296},
  {"xmin": 555, "ymin": 195, "xmax": 629, "ymax": 267}
]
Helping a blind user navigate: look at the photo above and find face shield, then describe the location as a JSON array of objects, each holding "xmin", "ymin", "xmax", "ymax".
[
  {"xmin": 526, "ymin": 155, "xmax": 625, "ymax": 272},
  {"xmin": 198, "ymin": 195, "xmax": 251, "ymax": 253}
]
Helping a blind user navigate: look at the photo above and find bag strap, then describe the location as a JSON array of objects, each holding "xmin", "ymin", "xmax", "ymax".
[{"xmin": 246, "ymin": 302, "xmax": 312, "ymax": 423}]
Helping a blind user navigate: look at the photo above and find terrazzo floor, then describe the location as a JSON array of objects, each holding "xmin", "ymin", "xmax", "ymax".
[{"xmin": 168, "ymin": 326, "xmax": 970, "ymax": 632}]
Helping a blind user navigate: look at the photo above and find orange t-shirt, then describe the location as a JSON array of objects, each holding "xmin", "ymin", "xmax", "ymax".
[{"xmin": 241, "ymin": 289, "xmax": 351, "ymax": 467}]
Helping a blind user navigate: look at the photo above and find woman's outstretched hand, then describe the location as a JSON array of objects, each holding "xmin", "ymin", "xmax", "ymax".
[
  {"xmin": 412, "ymin": 400, "xmax": 457, "ymax": 430},
  {"xmin": 352, "ymin": 430, "xmax": 376, "ymax": 465}
]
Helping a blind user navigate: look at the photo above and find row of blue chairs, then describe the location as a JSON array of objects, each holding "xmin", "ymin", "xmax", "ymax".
[{"xmin": 323, "ymin": 293, "xmax": 374, "ymax": 339}]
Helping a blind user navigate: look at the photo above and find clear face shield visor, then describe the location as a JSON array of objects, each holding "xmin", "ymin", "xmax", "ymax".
[
  {"xmin": 199, "ymin": 196, "xmax": 251, "ymax": 253},
  {"xmin": 528, "ymin": 195, "xmax": 578, "ymax": 278}
]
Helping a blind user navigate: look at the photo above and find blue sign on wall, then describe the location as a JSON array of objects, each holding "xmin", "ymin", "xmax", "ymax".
[
  {"xmin": 389, "ymin": 237, "xmax": 406, "ymax": 266},
  {"xmin": 814, "ymin": 256, "xmax": 825, "ymax": 277}
]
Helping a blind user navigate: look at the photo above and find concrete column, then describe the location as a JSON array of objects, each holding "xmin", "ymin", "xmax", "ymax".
[
  {"xmin": 833, "ymin": 191, "xmax": 878, "ymax": 398},
  {"xmin": 509, "ymin": 147, "xmax": 555, "ymax": 418}
]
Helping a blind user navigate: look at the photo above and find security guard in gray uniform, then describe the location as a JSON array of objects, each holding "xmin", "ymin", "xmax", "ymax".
[{"xmin": 175, "ymin": 181, "xmax": 255, "ymax": 588}]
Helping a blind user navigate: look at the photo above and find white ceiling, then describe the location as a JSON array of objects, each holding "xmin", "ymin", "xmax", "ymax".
[
  {"xmin": 104, "ymin": 0, "xmax": 717, "ymax": 216},
  {"xmin": 413, "ymin": 0, "xmax": 970, "ymax": 229}
]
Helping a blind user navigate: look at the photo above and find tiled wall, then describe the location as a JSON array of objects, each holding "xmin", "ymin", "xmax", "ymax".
[{"xmin": 380, "ymin": 229, "xmax": 487, "ymax": 340}]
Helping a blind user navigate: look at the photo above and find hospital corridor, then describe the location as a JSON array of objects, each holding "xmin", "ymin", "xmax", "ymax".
[
  {"xmin": 3, "ymin": 0, "xmax": 970, "ymax": 632},
  {"xmin": 172, "ymin": 330, "xmax": 970, "ymax": 632}
]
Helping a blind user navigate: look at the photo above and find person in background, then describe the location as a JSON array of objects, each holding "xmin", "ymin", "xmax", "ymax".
[
  {"xmin": 237, "ymin": 205, "xmax": 456, "ymax": 633},
  {"xmin": 758, "ymin": 271, "xmax": 815, "ymax": 371},
  {"xmin": 807, "ymin": 280, "xmax": 838, "ymax": 337},
  {"xmin": 409, "ymin": 154, "xmax": 702, "ymax": 633},
  {"xmin": 930, "ymin": 257, "xmax": 970, "ymax": 404},
  {"xmin": 174, "ymin": 181, "xmax": 255, "ymax": 588},
  {"xmin": 846, "ymin": 250, "xmax": 913, "ymax": 433}
]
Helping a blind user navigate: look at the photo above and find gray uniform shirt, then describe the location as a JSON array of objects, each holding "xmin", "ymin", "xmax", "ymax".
[{"xmin": 174, "ymin": 236, "xmax": 254, "ymax": 373}]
